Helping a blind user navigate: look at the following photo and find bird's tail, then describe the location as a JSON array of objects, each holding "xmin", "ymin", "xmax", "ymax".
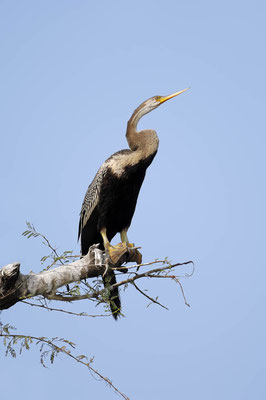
[{"xmin": 102, "ymin": 270, "xmax": 121, "ymax": 319}]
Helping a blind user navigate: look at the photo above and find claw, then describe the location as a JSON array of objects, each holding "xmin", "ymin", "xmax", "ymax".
[
  {"xmin": 123, "ymin": 242, "xmax": 142, "ymax": 264},
  {"xmin": 105, "ymin": 242, "xmax": 143, "ymax": 266},
  {"xmin": 105, "ymin": 242, "xmax": 129, "ymax": 265}
]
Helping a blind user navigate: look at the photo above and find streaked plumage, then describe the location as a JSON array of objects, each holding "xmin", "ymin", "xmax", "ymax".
[{"xmin": 78, "ymin": 89, "xmax": 188, "ymax": 318}]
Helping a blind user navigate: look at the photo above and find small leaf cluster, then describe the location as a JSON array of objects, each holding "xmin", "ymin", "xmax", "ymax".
[
  {"xmin": 0, "ymin": 322, "xmax": 78, "ymax": 368},
  {"xmin": 0, "ymin": 322, "xmax": 31, "ymax": 358},
  {"xmin": 22, "ymin": 222, "xmax": 78, "ymax": 271}
]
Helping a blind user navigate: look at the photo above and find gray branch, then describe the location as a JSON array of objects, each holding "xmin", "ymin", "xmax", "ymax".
[
  {"xmin": 0, "ymin": 245, "xmax": 106, "ymax": 310},
  {"xmin": 0, "ymin": 243, "xmax": 193, "ymax": 312}
]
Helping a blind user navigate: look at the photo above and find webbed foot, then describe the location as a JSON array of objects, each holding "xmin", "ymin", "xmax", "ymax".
[{"xmin": 105, "ymin": 242, "xmax": 129, "ymax": 265}]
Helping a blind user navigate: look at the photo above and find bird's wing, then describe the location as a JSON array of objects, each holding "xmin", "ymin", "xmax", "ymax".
[
  {"xmin": 78, "ymin": 149, "xmax": 131, "ymax": 240},
  {"xmin": 78, "ymin": 165, "xmax": 107, "ymax": 240}
]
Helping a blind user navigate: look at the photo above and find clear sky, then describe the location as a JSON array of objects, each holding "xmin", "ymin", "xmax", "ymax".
[{"xmin": 1, "ymin": 1, "xmax": 266, "ymax": 399}]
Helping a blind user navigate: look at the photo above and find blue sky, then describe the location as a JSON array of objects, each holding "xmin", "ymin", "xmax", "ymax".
[{"xmin": 1, "ymin": 1, "xmax": 266, "ymax": 399}]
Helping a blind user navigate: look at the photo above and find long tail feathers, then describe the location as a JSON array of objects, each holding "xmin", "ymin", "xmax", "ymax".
[{"xmin": 102, "ymin": 270, "xmax": 121, "ymax": 320}]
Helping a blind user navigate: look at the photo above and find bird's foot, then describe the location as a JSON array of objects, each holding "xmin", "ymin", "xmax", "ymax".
[
  {"xmin": 105, "ymin": 242, "xmax": 142, "ymax": 267},
  {"xmin": 105, "ymin": 242, "xmax": 129, "ymax": 265},
  {"xmin": 125, "ymin": 243, "xmax": 142, "ymax": 265}
]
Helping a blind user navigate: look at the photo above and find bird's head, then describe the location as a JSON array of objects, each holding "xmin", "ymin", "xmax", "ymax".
[
  {"xmin": 140, "ymin": 88, "xmax": 190, "ymax": 115},
  {"xmin": 129, "ymin": 88, "xmax": 189, "ymax": 127},
  {"xmin": 126, "ymin": 88, "xmax": 189, "ymax": 151}
]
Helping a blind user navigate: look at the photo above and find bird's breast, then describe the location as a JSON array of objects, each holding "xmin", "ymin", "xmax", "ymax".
[
  {"xmin": 106, "ymin": 149, "xmax": 157, "ymax": 178},
  {"xmin": 97, "ymin": 151, "xmax": 157, "ymax": 234}
]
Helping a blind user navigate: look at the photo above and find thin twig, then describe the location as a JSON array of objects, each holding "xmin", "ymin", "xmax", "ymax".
[
  {"xmin": 174, "ymin": 278, "xmax": 190, "ymax": 308},
  {"xmin": 0, "ymin": 333, "xmax": 129, "ymax": 400},
  {"xmin": 143, "ymin": 275, "xmax": 191, "ymax": 307},
  {"xmin": 111, "ymin": 261, "xmax": 194, "ymax": 290},
  {"xmin": 37, "ymin": 231, "xmax": 63, "ymax": 264},
  {"xmin": 21, "ymin": 300, "xmax": 110, "ymax": 317},
  {"xmin": 114, "ymin": 259, "xmax": 166, "ymax": 271},
  {"xmin": 132, "ymin": 282, "xmax": 169, "ymax": 310},
  {"xmin": 44, "ymin": 293, "xmax": 97, "ymax": 302}
]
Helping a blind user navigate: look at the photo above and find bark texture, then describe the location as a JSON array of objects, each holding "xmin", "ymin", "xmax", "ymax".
[{"xmin": 0, "ymin": 245, "xmax": 106, "ymax": 310}]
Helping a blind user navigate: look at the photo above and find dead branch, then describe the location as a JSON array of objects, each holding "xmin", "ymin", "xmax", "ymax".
[
  {"xmin": 0, "ymin": 243, "xmax": 193, "ymax": 312},
  {"xmin": 21, "ymin": 300, "xmax": 111, "ymax": 317},
  {"xmin": 132, "ymin": 282, "xmax": 169, "ymax": 310},
  {"xmin": 0, "ymin": 245, "xmax": 106, "ymax": 310}
]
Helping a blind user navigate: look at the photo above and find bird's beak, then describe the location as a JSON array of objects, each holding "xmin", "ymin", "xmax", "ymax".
[{"xmin": 158, "ymin": 88, "xmax": 190, "ymax": 104}]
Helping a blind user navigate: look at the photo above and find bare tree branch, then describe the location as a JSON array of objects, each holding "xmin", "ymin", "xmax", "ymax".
[
  {"xmin": 21, "ymin": 300, "xmax": 111, "ymax": 317},
  {"xmin": 132, "ymin": 282, "xmax": 169, "ymax": 310},
  {"xmin": 0, "ymin": 245, "xmax": 105, "ymax": 310},
  {"xmin": 0, "ymin": 244, "xmax": 193, "ymax": 312}
]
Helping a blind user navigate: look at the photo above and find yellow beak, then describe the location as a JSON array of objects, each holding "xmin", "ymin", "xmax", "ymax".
[{"xmin": 158, "ymin": 88, "xmax": 190, "ymax": 104}]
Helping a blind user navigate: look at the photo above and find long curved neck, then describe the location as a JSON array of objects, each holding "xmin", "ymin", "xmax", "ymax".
[
  {"xmin": 127, "ymin": 103, "xmax": 150, "ymax": 134},
  {"xmin": 126, "ymin": 104, "xmax": 159, "ymax": 157}
]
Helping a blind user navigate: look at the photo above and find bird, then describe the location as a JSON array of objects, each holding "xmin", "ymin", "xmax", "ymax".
[{"xmin": 78, "ymin": 88, "xmax": 189, "ymax": 319}]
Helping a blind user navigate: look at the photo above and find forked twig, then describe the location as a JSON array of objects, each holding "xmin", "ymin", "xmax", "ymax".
[{"xmin": 132, "ymin": 282, "xmax": 169, "ymax": 310}]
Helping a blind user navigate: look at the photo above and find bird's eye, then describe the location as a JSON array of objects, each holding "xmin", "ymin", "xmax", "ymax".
[{"xmin": 153, "ymin": 96, "xmax": 162, "ymax": 103}]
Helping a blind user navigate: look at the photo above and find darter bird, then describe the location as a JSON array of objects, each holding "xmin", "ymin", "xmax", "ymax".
[{"xmin": 78, "ymin": 88, "xmax": 189, "ymax": 318}]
